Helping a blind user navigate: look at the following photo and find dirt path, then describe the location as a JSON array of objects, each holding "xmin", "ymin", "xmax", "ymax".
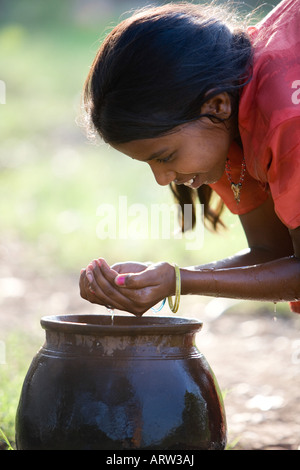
[{"xmin": 195, "ymin": 302, "xmax": 300, "ymax": 450}]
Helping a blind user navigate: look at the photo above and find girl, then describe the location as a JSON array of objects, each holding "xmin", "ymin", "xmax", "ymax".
[{"xmin": 79, "ymin": 0, "xmax": 300, "ymax": 317}]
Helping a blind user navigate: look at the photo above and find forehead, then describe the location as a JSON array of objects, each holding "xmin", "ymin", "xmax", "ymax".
[
  {"xmin": 112, "ymin": 124, "xmax": 195, "ymax": 161},
  {"xmin": 112, "ymin": 134, "xmax": 174, "ymax": 161}
]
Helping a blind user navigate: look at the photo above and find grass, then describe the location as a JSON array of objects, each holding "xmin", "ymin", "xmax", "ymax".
[
  {"xmin": 0, "ymin": 428, "xmax": 13, "ymax": 450},
  {"xmin": 0, "ymin": 331, "xmax": 42, "ymax": 449},
  {"xmin": 0, "ymin": 3, "xmax": 250, "ymax": 274}
]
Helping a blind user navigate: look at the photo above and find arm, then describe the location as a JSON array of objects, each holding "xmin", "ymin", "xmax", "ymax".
[
  {"xmin": 180, "ymin": 256, "xmax": 300, "ymax": 301},
  {"xmin": 193, "ymin": 195, "xmax": 294, "ymax": 269},
  {"xmin": 80, "ymin": 196, "xmax": 300, "ymax": 314},
  {"xmin": 181, "ymin": 195, "xmax": 300, "ymax": 301}
]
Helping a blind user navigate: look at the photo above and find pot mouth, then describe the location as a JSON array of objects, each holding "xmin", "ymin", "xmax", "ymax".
[{"xmin": 40, "ymin": 314, "xmax": 202, "ymax": 336}]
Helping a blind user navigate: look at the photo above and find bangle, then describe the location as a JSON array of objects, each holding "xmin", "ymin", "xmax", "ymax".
[
  {"xmin": 168, "ymin": 264, "xmax": 181, "ymax": 313},
  {"xmin": 151, "ymin": 297, "xmax": 166, "ymax": 313}
]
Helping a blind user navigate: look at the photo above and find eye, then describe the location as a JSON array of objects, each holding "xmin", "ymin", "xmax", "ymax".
[{"xmin": 157, "ymin": 152, "xmax": 175, "ymax": 164}]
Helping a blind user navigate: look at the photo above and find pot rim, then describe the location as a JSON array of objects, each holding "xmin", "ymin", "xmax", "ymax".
[{"xmin": 40, "ymin": 314, "xmax": 203, "ymax": 336}]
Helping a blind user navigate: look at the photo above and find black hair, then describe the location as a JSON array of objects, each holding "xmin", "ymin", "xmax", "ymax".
[{"xmin": 83, "ymin": 2, "xmax": 253, "ymax": 230}]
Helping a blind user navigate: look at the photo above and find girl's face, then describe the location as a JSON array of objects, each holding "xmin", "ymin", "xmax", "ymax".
[{"xmin": 112, "ymin": 93, "xmax": 237, "ymax": 189}]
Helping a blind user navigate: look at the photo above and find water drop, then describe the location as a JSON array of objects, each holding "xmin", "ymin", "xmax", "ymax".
[
  {"xmin": 273, "ymin": 302, "xmax": 277, "ymax": 321},
  {"xmin": 107, "ymin": 308, "xmax": 114, "ymax": 325}
]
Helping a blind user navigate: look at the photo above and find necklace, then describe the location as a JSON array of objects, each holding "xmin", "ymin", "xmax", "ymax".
[{"xmin": 225, "ymin": 157, "xmax": 246, "ymax": 204}]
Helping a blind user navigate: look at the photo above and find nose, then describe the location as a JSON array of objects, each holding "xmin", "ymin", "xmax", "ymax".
[{"xmin": 150, "ymin": 165, "xmax": 176, "ymax": 186}]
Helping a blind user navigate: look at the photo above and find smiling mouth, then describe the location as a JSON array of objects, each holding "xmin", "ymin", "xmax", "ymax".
[
  {"xmin": 183, "ymin": 176, "xmax": 196, "ymax": 187},
  {"xmin": 174, "ymin": 176, "xmax": 197, "ymax": 187}
]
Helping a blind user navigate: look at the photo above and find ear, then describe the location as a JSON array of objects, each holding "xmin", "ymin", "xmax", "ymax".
[{"xmin": 200, "ymin": 92, "xmax": 232, "ymax": 120}]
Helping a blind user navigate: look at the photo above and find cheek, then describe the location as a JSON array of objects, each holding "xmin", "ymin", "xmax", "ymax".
[
  {"xmin": 213, "ymin": 162, "xmax": 226, "ymax": 181},
  {"xmin": 175, "ymin": 132, "xmax": 229, "ymax": 174},
  {"xmin": 206, "ymin": 138, "xmax": 229, "ymax": 173}
]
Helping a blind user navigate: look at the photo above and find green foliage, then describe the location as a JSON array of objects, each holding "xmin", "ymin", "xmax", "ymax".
[
  {"xmin": 0, "ymin": 331, "xmax": 42, "ymax": 449},
  {"xmin": 0, "ymin": 428, "xmax": 13, "ymax": 450},
  {"xmin": 0, "ymin": 3, "xmax": 249, "ymax": 275}
]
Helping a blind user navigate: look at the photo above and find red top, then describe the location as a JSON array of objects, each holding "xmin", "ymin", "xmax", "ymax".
[{"xmin": 209, "ymin": 0, "xmax": 300, "ymax": 312}]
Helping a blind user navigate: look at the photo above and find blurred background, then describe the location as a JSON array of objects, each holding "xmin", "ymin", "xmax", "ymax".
[{"xmin": 2, "ymin": 0, "xmax": 300, "ymax": 450}]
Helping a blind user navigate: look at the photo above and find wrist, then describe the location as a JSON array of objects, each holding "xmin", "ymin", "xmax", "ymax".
[
  {"xmin": 157, "ymin": 262, "xmax": 176, "ymax": 297},
  {"xmin": 180, "ymin": 266, "xmax": 212, "ymax": 296},
  {"xmin": 168, "ymin": 264, "xmax": 181, "ymax": 313}
]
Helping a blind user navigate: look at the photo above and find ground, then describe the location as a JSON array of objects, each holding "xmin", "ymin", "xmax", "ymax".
[
  {"xmin": 196, "ymin": 299, "xmax": 300, "ymax": 450},
  {"xmin": 1, "ymin": 253, "xmax": 300, "ymax": 450}
]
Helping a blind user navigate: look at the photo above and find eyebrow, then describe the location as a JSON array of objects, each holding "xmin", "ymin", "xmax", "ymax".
[{"xmin": 146, "ymin": 147, "xmax": 169, "ymax": 162}]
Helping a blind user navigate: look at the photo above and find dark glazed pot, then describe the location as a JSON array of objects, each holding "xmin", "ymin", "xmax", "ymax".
[{"xmin": 15, "ymin": 314, "xmax": 226, "ymax": 450}]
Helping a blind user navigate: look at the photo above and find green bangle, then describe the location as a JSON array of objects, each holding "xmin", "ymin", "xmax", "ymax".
[{"xmin": 168, "ymin": 264, "xmax": 181, "ymax": 313}]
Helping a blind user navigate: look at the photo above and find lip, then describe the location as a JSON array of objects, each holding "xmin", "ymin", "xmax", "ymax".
[
  {"xmin": 174, "ymin": 175, "xmax": 204, "ymax": 189},
  {"xmin": 190, "ymin": 174, "xmax": 202, "ymax": 189},
  {"xmin": 174, "ymin": 176, "xmax": 197, "ymax": 186}
]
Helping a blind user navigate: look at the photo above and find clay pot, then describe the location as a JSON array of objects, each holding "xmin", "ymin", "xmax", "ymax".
[{"xmin": 15, "ymin": 314, "xmax": 226, "ymax": 450}]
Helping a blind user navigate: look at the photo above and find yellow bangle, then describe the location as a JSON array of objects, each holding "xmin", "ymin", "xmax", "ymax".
[{"xmin": 168, "ymin": 264, "xmax": 181, "ymax": 313}]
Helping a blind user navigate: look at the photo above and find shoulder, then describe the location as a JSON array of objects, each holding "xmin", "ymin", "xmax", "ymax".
[
  {"xmin": 239, "ymin": 0, "xmax": 300, "ymax": 148},
  {"xmin": 252, "ymin": 0, "xmax": 300, "ymax": 51}
]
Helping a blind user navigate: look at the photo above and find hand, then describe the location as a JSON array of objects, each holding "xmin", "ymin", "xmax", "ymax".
[
  {"xmin": 79, "ymin": 260, "xmax": 149, "ymax": 308},
  {"xmin": 111, "ymin": 261, "xmax": 150, "ymax": 275},
  {"xmin": 79, "ymin": 258, "xmax": 119, "ymax": 309},
  {"xmin": 113, "ymin": 261, "xmax": 175, "ymax": 315},
  {"xmin": 79, "ymin": 258, "xmax": 175, "ymax": 316}
]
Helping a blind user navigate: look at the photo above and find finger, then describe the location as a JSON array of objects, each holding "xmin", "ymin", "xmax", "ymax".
[
  {"xmin": 80, "ymin": 269, "xmax": 97, "ymax": 298},
  {"xmin": 82, "ymin": 272, "xmax": 124, "ymax": 309},
  {"xmin": 111, "ymin": 261, "xmax": 149, "ymax": 274},
  {"xmin": 98, "ymin": 258, "xmax": 119, "ymax": 283},
  {"xmin": 114, "ymin": 268, "xmax": 158, "ymax": 289},
  {"xmin": 86, "ymin": 258, "xmax": 117, "ymax": 287},
  {"xmin": 80, "ymin": 279, "xmax": 96, "ymax": 303},
  {"xmin": 87, "ymin": 262, "xmax": 140, "ymax": 311},
  {"xmin": 80, "ymin": 265, "xmax": 107, "ymax": 302},
  {"xmin": 85, "ymin": 262, "xmax": 95, "ymax": 284},
  {"xmin": 90, "ymin": 259, "xmax": 118, "ymax": 294},
  {"xmin": 82, "ymin": 260, "xmax": 159, "ymax": 315},
  {"xmin": 79, "ymin": 268, "xmax": 90, "ymax": 299}
]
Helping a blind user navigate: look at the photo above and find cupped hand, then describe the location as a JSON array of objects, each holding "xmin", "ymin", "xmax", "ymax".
[
  {"xmin": 111, "ymin": 261, "xmax": 150, "ymax": 274},
  {"xmin": 79, "ymin": 258, "xmax": 175, "ymax": 316}
]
